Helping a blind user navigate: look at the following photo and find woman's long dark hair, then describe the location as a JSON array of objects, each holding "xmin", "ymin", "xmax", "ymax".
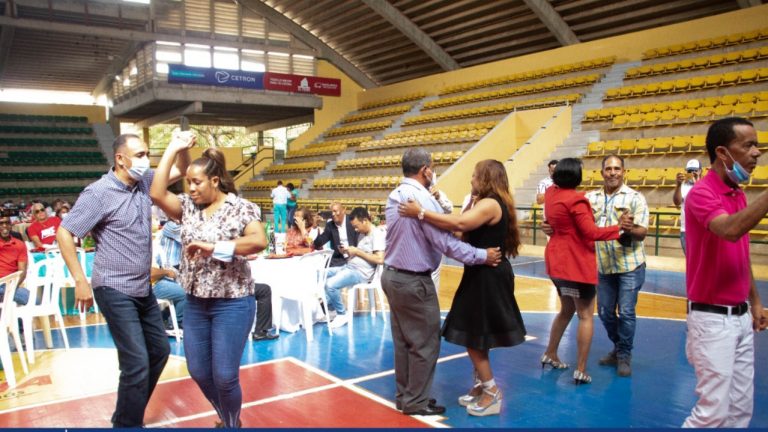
[
  {"xmin": 470, "ymin": 159, "xmax": 521, "ymax": 258},
  {"xmin": 190, "ymin": 147, "xmax": 237, "ymax": 194}
]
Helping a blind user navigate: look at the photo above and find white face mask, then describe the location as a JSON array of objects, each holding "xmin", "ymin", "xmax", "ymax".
[{"xmin": 126, "ymin": 156, "xmax": 150, "ymax": 181}]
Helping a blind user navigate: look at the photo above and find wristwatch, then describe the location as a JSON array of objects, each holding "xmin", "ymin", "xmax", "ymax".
[{"xmin": 417, "ymin": 208, "xmax": 425, "ymax": 221}]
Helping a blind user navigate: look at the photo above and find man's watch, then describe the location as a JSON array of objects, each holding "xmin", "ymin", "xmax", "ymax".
[{"xmin": 417, "ymin": 208, "xmax": 425, "ymax": 221}]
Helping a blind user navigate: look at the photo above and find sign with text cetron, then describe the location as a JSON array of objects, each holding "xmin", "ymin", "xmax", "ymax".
[
  {"xmin": 167, "ymin": 64, "xmax": 265, "ymax": 90},
  {"xmin": 263, "ymin": 72, "xmax": 341, "ymax": 96}
]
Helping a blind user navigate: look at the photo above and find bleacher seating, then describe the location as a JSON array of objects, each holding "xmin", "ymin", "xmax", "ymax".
[
  {"xmin": 0, "ymin": 113, "xmax": 88, "ymax": 123},
  {"xmin": 335, "ymin": 151, "xmax": 464, "ymax": 170},
  {"xmin": 439, "ymin": 57, "xmax": 615, "ymax": 95},
  {"xmin": 264, "ymin": 161, "xmax": 326, "ymax": 175},
  {"xmin": 626, "ymin": 46, "xmax": 768, "ymax": 80},
  {"xmin": 342, "ymin": 105, "xmax": 412, "ymax": 123},
  {"xmin": 360, "ymin": 92, "xmax": 427, "ymax": 110},
  {"xmin": 642, "ymin": 28, "xmax": 768, "ymax": 60},
  {"xmin": 241, "ymin": 178, "xmax": 303, "ymax": 192},
  {"xmin": 313, "ymin": 176, "xmax": 401, "ymax": 190},
  {"xmin": 603, "ymin": 68, "xmax": 768, "ymax": 102},
  {"xmin": 324, "ymin": 120, "xmax": 392, "ymax": 137},
  {"xmin": 0, "ymin": 137, "xmax": 99, "ymax": 147}
]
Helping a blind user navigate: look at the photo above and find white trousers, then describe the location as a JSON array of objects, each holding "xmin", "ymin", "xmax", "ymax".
[{"xmin": 683, "ymin": 309, "xmax": 754, "ymax": 428}]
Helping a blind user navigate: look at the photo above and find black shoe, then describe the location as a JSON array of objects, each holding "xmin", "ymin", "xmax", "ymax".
[
  {"xmin": 252, "ymin": 330, "xmax": 279, "ymax": 341},
  {"xmin": 396, "ymin": 398, "xmax": 436, "ymax": 411},
  {"xmin": 403, "ymin": 404, "xmax": 446, "ymax": 416}
]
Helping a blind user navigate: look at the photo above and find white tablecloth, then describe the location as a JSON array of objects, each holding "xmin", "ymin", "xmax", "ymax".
[{"xmin": 249, "ymin": 256, "xmax": 320, "ymax": 333}]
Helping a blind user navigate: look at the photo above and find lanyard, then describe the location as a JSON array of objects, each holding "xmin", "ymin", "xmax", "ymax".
[{"xmin": 602, "ymin": 192, "xmax": 618, "ymax": 217}]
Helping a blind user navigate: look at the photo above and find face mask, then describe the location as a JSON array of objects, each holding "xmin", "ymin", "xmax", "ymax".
[
  {"xmin": 723, "ymin": 150, "xmax": 750, "ymax": 184},
  {"xmin": 60, "ymin": 213, "xmax": 68, "ymax": 219},
  {"xmin": 126, "ymin": 156, "xmax": 150, "ymax": 181}
]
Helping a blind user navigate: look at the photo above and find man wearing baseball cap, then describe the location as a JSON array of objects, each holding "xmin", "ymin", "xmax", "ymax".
[{"xmin": 673, "ymin": 158, "xmax": 702, "ymax": 256}]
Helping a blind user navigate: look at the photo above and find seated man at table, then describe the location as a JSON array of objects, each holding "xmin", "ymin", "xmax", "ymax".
[
  {"xmin": 323, "ymin": 207, "xmax": 385, "ymax": 328},
  {"xmin": 27, "ymin": 202, "xmax": 62, "ymax": 251},
  {"xmin": 313, "ymin": 202, "xmax": 359, "ymax": 267},
  {"xmin": 0, "ymin": 210, "xmax": 30, "ymax": 305},
  {"xmin": 150, "ymin": 221, "xmax": 185, "ymax": 332},
  {"xmin": 252, "ymin": 282, "xmax": 279, "ymax": 340}
]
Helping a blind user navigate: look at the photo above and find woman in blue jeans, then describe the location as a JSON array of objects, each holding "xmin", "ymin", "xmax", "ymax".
[{"xmin": 150, "ymin": 133, "xmax": 267, "ymax": 428}]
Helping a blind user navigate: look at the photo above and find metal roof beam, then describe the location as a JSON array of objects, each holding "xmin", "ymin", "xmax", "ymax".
[
  {"xmin": 0, "ymin": 15, "xmax": 314, "ymax": 56},
  {"xmin": 737, "ymin": 0, "xmax": 762, "ymax": 7},
  {"xmin": 92, "ymin": 41, "xmax": 143, "ymax": 97},
  {"xmin": 361, "ymin": 0, "xmax": 458, "ymax": 72},
  {"xmin": 521, "ymin": 0, "xmax": 579, "ymax": 46},
  {"xmin": 0, "ymin": 1, "xmax": 15, "ymax": 80},
  {"xmin": 237, "ymin": 0, "xmax": 376, "ymax": 89},
  {"xmin": 245, "ymin": 114, "xmax": 314, "ymax": 133},
  {"xmin": 135, "ymin": 101, "xmax": 203, "ymax": 129}
]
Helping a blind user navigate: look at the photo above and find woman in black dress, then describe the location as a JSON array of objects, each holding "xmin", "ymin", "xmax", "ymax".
[{"xmin": 398, "ymin": 159, "xmax": 524, "ymax": 417}]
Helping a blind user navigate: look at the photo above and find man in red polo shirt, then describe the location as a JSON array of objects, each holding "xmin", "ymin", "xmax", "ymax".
[
  {"xmin": 27, "ymin": 202, "xmax": 61, "ymax": 250},
  {"xmin": 0, "ymin": 210, "xmax": 28, "ymax": 302},
  {"xmin": 683, "ymin": 117, "xmax": 768, "ymax": 428}
]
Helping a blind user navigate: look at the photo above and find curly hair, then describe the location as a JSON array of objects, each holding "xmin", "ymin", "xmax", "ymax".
[{"xmin": 470, "ymin": 159, "xmax": 521, "ymax": 257}]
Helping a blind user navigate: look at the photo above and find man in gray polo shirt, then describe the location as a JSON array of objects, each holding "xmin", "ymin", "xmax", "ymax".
[{"xmin": 57, "ymin": 133, "xmax": 193, "ymax": 427}]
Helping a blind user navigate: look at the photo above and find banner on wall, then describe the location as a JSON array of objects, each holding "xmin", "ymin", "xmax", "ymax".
[
  {"xmin": 263, "ymin": 72, "xmax": 341, "ymax": 96},
  {"xmin": 167, "ymin": 64, "xmax": 265, "ymax": 90}
]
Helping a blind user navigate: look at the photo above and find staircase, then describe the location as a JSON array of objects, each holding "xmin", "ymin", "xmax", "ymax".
[{"xmin": 514, "ymin": 60, "xmax": 641, "ymax": 205}]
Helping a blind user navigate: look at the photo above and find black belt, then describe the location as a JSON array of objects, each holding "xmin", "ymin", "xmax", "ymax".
[
  {"xmin": 385, "ymin": 266, "xmax": 432, "ymax": 277},
  {"xmin": 688, "ymin": 301, "xmax": 749, "ymax": 316}
]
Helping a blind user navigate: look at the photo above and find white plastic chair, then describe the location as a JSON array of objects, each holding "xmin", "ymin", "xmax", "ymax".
[
  {"xmin": 0, "ymin": 271, "xmax": 28, "ymax": 388},
  {"xmin": 156, "ymin": 299, "xmax": 181, "ymax": 343},
  {"xmin": 346, "ymin": 264, "xmax": 386, "ymax": 330},
  {"xmin": 16, "ymin": 253, "xmax": 70, "ymax": 364},
  {"xmin": 274, "ymin": 250, "xmax": 334, "ymax": 342}
]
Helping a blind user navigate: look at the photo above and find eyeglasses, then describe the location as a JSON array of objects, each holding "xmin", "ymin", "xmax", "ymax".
[
  {"xmin": 33, "ymin": 208, "xmax": 46, "ymax": 213},
  {"xmin": 686, "ymin": 169, "xmax": 700, "ymax": 173}
]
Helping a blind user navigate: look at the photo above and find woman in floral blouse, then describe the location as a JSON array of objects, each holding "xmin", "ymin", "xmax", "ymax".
[{"xmin": 150, "ymin": 134, "xmax": 266, "ymax": 428}]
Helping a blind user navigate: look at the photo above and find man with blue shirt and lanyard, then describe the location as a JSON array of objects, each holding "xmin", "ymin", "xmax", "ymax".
[
  {"xmin": 381, "ymin": 148, "xmax": 501, "ymax": 416},
  {"xmin": 57, "ymin": 132, "xmax": 194, "ymax": 427},
  {"xmin": 586, "ymin": 154, "xmax": 649, "ymax": 378}
]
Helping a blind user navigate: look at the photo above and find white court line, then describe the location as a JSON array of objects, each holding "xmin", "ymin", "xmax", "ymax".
[
  {"xmin": 148, "ymin": 356, "xmax": 448, "ymax": 429},
  {"xmin": 0, "ymin": 355, "xmax": 285, "ymax": 415}
]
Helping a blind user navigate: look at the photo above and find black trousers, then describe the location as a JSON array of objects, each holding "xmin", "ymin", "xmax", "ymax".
[{"xmin": 253, "ymin": 283, "xmax": 273, "ymax": 333}]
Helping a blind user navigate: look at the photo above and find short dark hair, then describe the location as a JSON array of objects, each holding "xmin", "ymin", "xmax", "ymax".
[
  {"xmin": 548, "ymin": 160, "xmax": 558, "ymax": 167},
  {"xmin": 705, "ymin": 117, "xmax": 754, "ymax": 163},
  {"xmin": 286, "ymin": 182, "xmax": 295, "ymax": 190},
  {"xmin": 112, "ymin": 133, "xmax": 141, "ymax": 156},
  {"xmin": 402, "ymin": 148, "xmax": 431, "ymax": 176},
  {"xmin": 601, "ymin": 154, "xmax": 624, "ymax": 169},
  {"xmin": 552, "ymin": 158, "xmax": 582, "ymax": 189},
  {"xmin": 349, "ymin": 206, "xmax": 370, "ymax": 222},
  {"xmin": 277, "ymin": 180, "xmax": 283, "ymax": 185}
]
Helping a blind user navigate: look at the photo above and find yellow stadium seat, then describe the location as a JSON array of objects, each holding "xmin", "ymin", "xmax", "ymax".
[
  {"xmin": 603, "ymin": 140, "xmax": 620, "ymax": 154},
  {"xmin": 651, "ymin": 138, "xmax": 671, "ymax": 154},
  {"xmin": 670, "ymin": 137, "xmax": 690, "ymax": 153},
  {"xmin": 625, "ymin": 169, "xmax": 645, "ymax": 187},
  {"xmin": 587, "ymin": 141, "xmax": 604, "ymax": 156},
  {"xmin": 644, "ymin": 168, "xmax": 664, "ymax": 186},
  {"xmin": 690, "ymin": 135, "xmax": 707, "ymax": 153},
  {"xmin": 635, "ymin": 140, "xmax": 653, "ymax": 155}
]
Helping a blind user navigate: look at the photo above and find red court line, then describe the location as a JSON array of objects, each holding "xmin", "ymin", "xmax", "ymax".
[
  {"xmin": 174, "ymin": 386, "xmax": 429, "ymax": 428},
  {"xmin": 0, "ymin": 360, "xmax": 335, "ymax": 427}
]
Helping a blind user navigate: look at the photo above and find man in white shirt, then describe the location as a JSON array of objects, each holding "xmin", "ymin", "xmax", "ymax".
[
  {"xmin": 672, "ymin": 159, "xmax": 702, "ymax": 256},
  {"xmin": 323, "ymin": 207, "xmax": 385, "ymax": 328},
  {"xmin": 270, "ymin": 180, "xmax": 291, "ymax": 233},
  {"xmin": 536, "ymin": 160, "xmax": 558, "ymax": 204}
]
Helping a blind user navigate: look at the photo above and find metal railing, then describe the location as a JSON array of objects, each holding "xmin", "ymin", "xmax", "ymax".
[{"xmin": 518, "ymin": 206, "xmax": 767, "ymax": 255}]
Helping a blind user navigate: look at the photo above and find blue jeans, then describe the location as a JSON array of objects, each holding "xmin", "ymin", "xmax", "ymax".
[
  {"xmin": 325, "ymin": 265, "xmax": 367, "ymax": 315},
  {"xmin": 597, "ymin": 263, "xmax": 646, "ymax": 359},
  {"xmin": 184, "ymin": 295, "xmax": 255, "ymax": 428},
  {"xmin": 93, "ymin": 286, "xmax": 170, "ymax": 427},
  {"xmin": 153, "ymin": 277, "xmax": 186, "ymax": 326},
  {"xmin": 273, "ymin": 204, "xmax": 288, "ymax": 233},
  {"xmin": 287, "ymin": 205, "xmax": 297, "ymax": 229}
]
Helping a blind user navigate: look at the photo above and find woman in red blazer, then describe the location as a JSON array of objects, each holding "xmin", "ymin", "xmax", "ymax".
[{"xmin": 541, "ymin": 158, "xmax": 631, "ymax": 384}]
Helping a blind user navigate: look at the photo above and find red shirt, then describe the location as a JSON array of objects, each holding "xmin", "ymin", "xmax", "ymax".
[
  {"xmin": 0, "ymin": 236, "xmax": 28, "ymax": 278},
  {"xmin": 685, "ymin": 170, "xmax": 750, "ymax": 305},
  {"xmin": 27, "ymin": 216, "xmax": 61, "ymax": 246},
  {"xmin": 544, "ymin": 186, "xmax": 620, "ymax": 284}
]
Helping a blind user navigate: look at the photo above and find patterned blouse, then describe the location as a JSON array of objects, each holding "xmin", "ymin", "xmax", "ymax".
[{"xmin": 178, "ymin": 192, "xmax": 261, "ymax": 298}]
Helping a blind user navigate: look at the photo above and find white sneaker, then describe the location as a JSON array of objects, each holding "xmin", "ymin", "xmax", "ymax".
[{"xmin": 330, "ymin": 313, "xmax": 350, "ymax": 329}]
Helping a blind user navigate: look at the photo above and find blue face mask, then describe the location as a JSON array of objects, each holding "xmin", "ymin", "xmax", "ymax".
[{"xmin": 723, "ymin": 150, "xmax": 750, "ymax": 184}]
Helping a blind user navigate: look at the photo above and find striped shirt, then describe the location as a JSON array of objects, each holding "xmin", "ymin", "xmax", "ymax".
[
  {"xmin": 384, "ymin": 178, "xmax": 487, "ymax": 272},
  {"xmin": 62, "ymin": 169, "xmax": 154, "ymax": 297},
  {"xmin": 586, "ymin": 184, "xmax": 649, "ymax": 274}
]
